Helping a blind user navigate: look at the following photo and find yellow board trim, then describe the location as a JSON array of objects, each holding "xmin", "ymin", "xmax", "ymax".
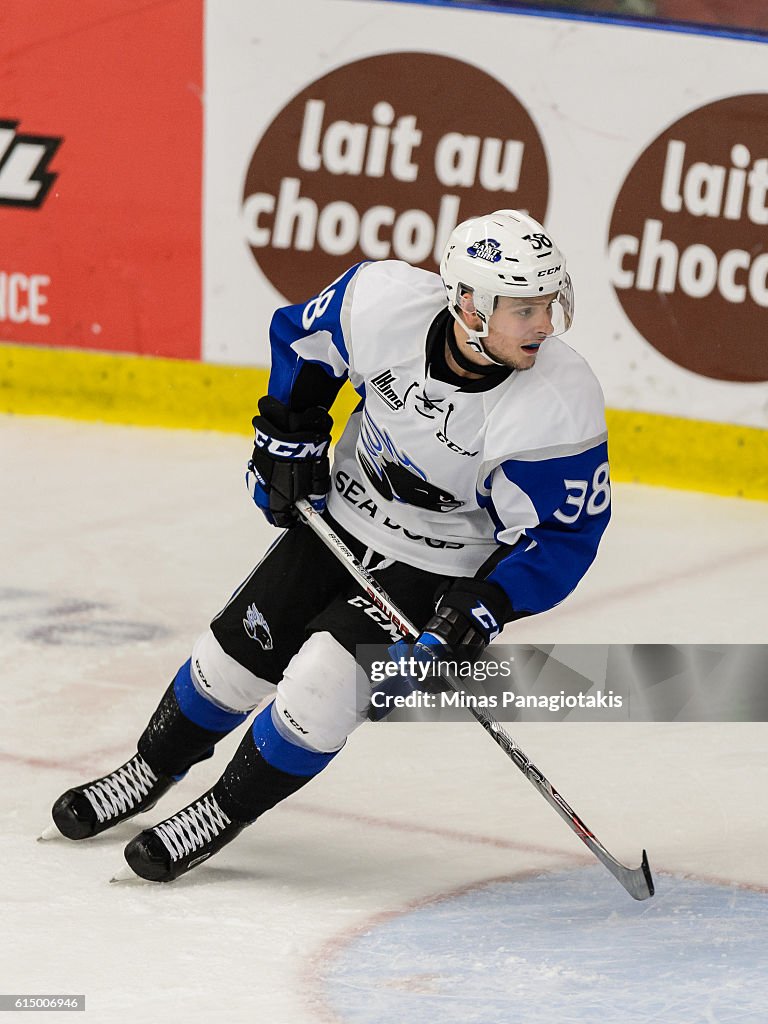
[
  {"xmin": 2, "ymin": 343, "xmax": 766, "ymax": 500},
  {"xmin": 605, "ymin": 408, "xmax": 767, "ymax": 500}
]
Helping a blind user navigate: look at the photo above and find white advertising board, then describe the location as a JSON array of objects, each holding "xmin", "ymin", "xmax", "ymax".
[{"xmin": 204, "ymin": 0, "xmax": 768, "ymax": 428}]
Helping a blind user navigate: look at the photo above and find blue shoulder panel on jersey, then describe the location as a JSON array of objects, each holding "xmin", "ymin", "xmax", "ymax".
[
  {"xmin": 268, "ymin": 262, "xmax": 366, "ymax": 404},
  {"xmin": 499, "ymin": 443, "xmax": 610, "ymax": 523},
  {"xmin": 486, "ymin": 442, "xmax": 611, "ymax": 615}
]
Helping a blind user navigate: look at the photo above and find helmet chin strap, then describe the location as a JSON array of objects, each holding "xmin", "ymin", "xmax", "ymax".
[
  {"xmin": 446, "ymin": 316, "xmax": 507, "ymax": 376},
  {"xmin": 465, "ymin": 335, "xmax": 506, "ymax": 367}
]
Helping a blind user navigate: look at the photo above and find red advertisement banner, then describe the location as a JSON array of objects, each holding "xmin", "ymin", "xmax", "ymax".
[{"xmin": 0, "ymin": 0, "xmax": 202, "ymax": 358}]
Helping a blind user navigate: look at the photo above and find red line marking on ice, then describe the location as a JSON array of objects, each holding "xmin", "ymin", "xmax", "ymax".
[
  {"xmin": 0, "ymin": 747, "xmax": 121, "ymax": 775},
  {"xmin": 288, "ymin": 799, "xmax": 586, "ymax": 861},
  {"xmin": 14, "ymin": 745, "xmax": 768, "ymax": 898},
  {"xmin": 662, "ymin": 871, "xmax": 768, "ymax": 895},
  {"xmin": 5, "ymin": 745, "xmax": 585, "ymax": 860},
  {"xmin": 547, "ymin": 541, "xmax": 768, "ymax": 619}
]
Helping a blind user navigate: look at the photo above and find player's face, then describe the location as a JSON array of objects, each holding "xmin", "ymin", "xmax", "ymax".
[{"xmin": 481, "ymin": 294, "xmax": 557, "ymax": 370}]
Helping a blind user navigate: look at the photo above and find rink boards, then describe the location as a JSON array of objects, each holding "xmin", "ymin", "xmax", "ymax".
[{"xmin": 1, "ymin": 0, "xmax": 767, "ymax": 497}]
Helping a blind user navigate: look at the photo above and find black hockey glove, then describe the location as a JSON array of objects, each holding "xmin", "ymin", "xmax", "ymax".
[
  {"xmin": 418, "ymin": 577, "xmax": 507, "ymax": 655},
  {"xmin": 246, "ymin": 395, "xmax": 332, "ymax": 529},
  {"xmin": 369, "ymin": 579, "xmax": 508, "ymax": 721}
]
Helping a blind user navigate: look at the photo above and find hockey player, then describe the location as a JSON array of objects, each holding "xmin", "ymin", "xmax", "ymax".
[{"xmin": 47, "ymin": 210, "xmax": 611, "ymax": 882}]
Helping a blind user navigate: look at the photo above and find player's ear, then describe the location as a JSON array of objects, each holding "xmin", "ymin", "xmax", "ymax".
[
  {"xmin": 457, "ymin": 287, "xmax": 481, "ymax": 328},
  {"xmin": 458, "ymin": 287, "xmax": 477, "ymax": 315}
]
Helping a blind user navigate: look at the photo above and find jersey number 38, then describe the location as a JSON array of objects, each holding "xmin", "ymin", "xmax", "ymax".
[{"xmin": 553, "ymin": 462, "xmax": 611, "ymax": 523}]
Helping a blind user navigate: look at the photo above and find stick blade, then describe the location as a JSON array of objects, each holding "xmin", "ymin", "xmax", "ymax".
[
  {"xmin": 639, "ymin": 849, "xmax": 655, "ymax": 899},
  {"xmin": 608, "ymin": 848, "xmax": 655, "ymax": 901}
]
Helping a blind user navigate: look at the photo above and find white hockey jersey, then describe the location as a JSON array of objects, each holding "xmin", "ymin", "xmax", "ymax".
[{"xmin": 267, "ymin": 260, "xmax": 610, "ymax": 617}]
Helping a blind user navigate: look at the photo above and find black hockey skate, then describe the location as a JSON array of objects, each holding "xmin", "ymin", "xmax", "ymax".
[
  {"xmin": 51, "ymin": 754, "xmax": 177, "ymax": 840},
  {"xmin": 122, "ymin": 789, "xmax": 247, "ymax": 882}
]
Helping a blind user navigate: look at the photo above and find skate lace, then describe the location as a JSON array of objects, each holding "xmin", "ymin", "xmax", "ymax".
[
  {"xmin": 152, "ymin": 794, "xmax": 231, "ymax": 862},
  {"xmin": 83, "ymin": 755, "xmax": 159, "ymax": 824}
]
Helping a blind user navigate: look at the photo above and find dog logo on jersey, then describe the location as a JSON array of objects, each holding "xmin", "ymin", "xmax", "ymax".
[
  {"xmin": 243, "ymin": 603, "xmax": 273, "ymax": 650},
  {"xmin": 358, "ymin": 451, "xmax": 463, "ymax": 512},
  {"xmin": 357, "ymin": 409, "xmax": 463, "ymax": 514},
  {"xmin": 466, "ymin": 238, "xmax": 502, "ymax": 263}
]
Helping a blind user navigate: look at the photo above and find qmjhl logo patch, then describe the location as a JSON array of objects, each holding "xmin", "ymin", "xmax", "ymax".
[
  {"xmin": 0, "ymin": 120, "xmax": 62, "ymax": 208},
  {"xmin": 370, "ymin": 369, "xmax": 405, "ymax": 411}
]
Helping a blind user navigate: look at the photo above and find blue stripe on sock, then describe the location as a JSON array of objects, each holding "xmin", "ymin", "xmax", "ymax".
[
  {"xmin": 251, "ymin": 702, "xmax": 337, "ymax": 777},
  {"xmin": 172, "ymin": 659, "xmax": 249, "ymax": 733}
]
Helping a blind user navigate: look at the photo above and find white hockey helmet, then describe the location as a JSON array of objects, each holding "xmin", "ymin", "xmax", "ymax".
[{"xmin": 440, "ymin": 209, "xmax": 574, "ymax": 350}]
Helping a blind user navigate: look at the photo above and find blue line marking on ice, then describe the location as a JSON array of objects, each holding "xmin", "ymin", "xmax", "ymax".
[{"xmin": 320, "ymin": 868, "xmax": 768, "ymax": 1023}]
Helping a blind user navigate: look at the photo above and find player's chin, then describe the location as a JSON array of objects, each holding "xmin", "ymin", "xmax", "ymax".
[
  {"xmin": 514, "ymin": 345, "xmax": 540, "ymax": 368},
  {"xmin": 491, "ymin": 345, "xmax": 537, "ymax": 370}
]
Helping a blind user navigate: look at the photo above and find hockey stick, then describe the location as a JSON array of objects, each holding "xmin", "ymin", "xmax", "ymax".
[{"xmin": 295, "ymin": 498, "xmax": 654, "ymax": 901}]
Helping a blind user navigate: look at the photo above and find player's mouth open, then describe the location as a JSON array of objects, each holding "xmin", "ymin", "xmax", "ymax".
[{"xmin": 522, "ymin": 342, "xmax": 541, "ymax": 352}]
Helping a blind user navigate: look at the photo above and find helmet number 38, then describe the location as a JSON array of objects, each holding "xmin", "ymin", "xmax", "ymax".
[{"xmin": 522, "ymin": 232, "xmax": 553, "ymax": 251}]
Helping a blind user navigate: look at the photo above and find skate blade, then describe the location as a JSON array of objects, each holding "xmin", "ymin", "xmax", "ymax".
[
  {"xmin": 109, "ymin": 863, "xmax": 138, "ymax": 884},
  {"xmin": 37, "ymin": 824, "xmax": 61, "ymax": 842}
]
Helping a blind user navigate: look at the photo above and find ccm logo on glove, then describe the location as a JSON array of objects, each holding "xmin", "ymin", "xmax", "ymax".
[
  {"xmin": 470, "ymin": 601, "xmax": 501, "ymax": 641},
  {"xmin": 252, "ymin": 431, "xmax": 329, "ymax": 461},
  {"xmin": 247, "ymin": 395, "xmax": 333, "ymax": 529}
]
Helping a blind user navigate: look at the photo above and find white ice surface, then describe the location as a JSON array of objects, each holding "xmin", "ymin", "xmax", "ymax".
[{"xmin": 1, "ymin": 415, "xmax": 767, "ymax": 1023}]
